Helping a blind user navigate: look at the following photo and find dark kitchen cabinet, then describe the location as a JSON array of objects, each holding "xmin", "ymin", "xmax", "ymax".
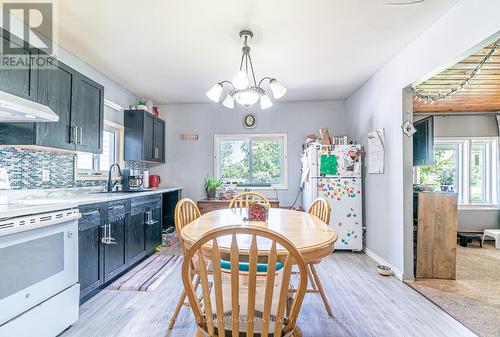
[
  {"xmin": 124, "ymin": 109, "xmax": 166, "ymax": 163},
  {"xmin": 0, "ymin": 29, "xmax": 104, "ymax": 153},
  {"xmin": 0, "ymin": 29, "xmax": 38, "ymax": 101},
  {"xmin": 413, "ymin": 116, "xmax": 435, "ymax": 166},
  {"xmin": 128, "ymin": 199, "xmax": 148, "ymax": 264},
  {"xmin": 72, "ymin": 73, "xmax": 104, "ymax": 153},
  {"xmin": 78, "ymin": 203, "xmax": 106, "ymax": 302},
  {"xmin": 145, "ymin": 197, "xmax": 162, "ymax": 251},
  {"xmin": 153, "ymin": 118, "xmax": 165, "ymax": 162},
  {"xmin": 78, "ymin": 193, "xmax": 170, "ymax": 302},
  {"xmin": 103, "ymin": 201, "xmax": 128, "ymax": 283},
  {"xmin": 35, "ymin": 59, "xmax": 75, "ymax": 150}
]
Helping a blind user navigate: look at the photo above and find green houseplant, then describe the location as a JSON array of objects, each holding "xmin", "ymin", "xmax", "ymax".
[{"xmin": 204, "ymin": 176, "xmax": 223, "ymax": 200}]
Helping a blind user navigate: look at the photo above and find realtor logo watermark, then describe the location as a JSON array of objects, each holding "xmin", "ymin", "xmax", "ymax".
[{"xmin": 1, "ymin": 2, "xmax": 56, "ymax": 69}]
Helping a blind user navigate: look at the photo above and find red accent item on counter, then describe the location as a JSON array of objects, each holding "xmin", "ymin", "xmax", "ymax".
[{"xmin": 149, "ymin": 175, "xmax": 161, "ymax": 188}]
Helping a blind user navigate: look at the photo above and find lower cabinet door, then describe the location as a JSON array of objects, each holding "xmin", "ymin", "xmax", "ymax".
[
  {"xmin": 145, "ymin": 204, "xmax": 162, "ymax": 252},
  {"xmin": 78, "ymin": 205, "xmax": 104, "ymax": 302},
  {"xmin": 103, "ymin": 204, "xmax": 127, "ymax": 283},
  {"xmin": 127, "ymin": 211, "xmax": 146, "ymax": 264}
]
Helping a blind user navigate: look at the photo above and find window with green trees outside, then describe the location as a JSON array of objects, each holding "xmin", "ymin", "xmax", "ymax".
[{"xmin": 214, "ymin": 134, "xmax": 287, "ymax": 189}]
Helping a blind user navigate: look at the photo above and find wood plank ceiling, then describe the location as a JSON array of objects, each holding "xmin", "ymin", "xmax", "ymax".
[{"xmin": 413, "ymin": 42, "xmax": 500, "ymax": 113}]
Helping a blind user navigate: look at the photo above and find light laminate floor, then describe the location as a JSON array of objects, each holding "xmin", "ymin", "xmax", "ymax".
[{"xmin": 62, "ymin": 252, "xmax": 476, "ymax": 337}]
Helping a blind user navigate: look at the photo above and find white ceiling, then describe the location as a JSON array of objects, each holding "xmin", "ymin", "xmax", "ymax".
[{"xmin": 53, "ymin": 0, "xmax": 457, "ymax": 104}]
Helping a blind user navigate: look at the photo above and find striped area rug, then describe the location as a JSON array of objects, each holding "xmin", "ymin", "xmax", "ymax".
[{"xmin": 107, "ymin": 254, "xmax": 183, "ymax": 292}]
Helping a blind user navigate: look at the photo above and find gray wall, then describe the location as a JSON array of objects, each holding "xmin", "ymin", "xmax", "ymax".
[
  {"xmin": 344, "ymin": 0, "xmax": 500, "ymax": 279},
  {"xmin": 416, "ymin": 113, "xmax": 500, "ymax": 231},
  {"xmin": 150, "ymin": 101, "xmax": 346, "ymax": 206},
  {"xmin": 415, "ymin": 114, "xmax": 499, "ymax": 137}
]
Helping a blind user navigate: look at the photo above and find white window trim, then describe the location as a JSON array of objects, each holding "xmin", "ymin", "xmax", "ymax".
[
  {"xmin": 435, "ymin": 137, "xmax": 499, "ymax": 209},
  {"xmin": 214, "ymin": 133, "xmax": 288, "ymax": 190},
  {"xmin": 75, "ymin": 120, "xmax": 124, "ymax": 180}
]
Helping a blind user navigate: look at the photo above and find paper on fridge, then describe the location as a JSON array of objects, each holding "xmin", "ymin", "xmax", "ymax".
[{"xmin": 367, "ymin": 128, "xmax": 385, "ymax": 174}]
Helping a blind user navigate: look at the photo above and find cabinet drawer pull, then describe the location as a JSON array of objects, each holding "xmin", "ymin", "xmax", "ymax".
[
  {"xmin": 78, "ymin": 126, "xmax": 83, "ymax": 144},
  {"xmin": 70, "ymin": 126, "xmax": 77, "ymax": 144},
  {"xmin": 81, "ymin": 210, "xmax": 100, "ymax": 217},
  {"xmin": 154, "ymin": 148, "xmax": 159, "ymax": 159}
]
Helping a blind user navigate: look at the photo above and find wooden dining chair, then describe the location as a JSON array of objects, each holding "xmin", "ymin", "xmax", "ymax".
[
  {"xmin": 229, "ymin": 192, "xmax": 271, "ymax": 209},
  {"xmin": 168, "ymin": 198, "xmax": 202, "ymax": 329},
  {"xmin": 304, "ymin": 197, "xmax": 333, "ymax": 316},
  {"xmin": 182, "ymin": 225, "xmax": 307, "ymax": 337}
]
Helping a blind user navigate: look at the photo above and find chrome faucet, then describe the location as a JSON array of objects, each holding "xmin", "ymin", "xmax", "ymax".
[{"xmin": 107, "ymin": 163, "xmax": 123, "ymax": 192}]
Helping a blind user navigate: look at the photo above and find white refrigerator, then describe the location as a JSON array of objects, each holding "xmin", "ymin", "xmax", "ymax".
[{"xmin": 302, "ymin": 143, "xmax": 363, "ymax": 251}]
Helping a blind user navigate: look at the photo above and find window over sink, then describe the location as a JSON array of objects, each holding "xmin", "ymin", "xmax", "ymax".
[
  {"xmin": 214, "ymin": 134, "xmax": 288, "ymax": 189},
  {"xmin": 76, "ymin": 121, "xmax": 124, "ymax": 179}
]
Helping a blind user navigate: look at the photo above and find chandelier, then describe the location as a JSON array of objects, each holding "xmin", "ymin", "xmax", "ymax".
[{"xmin": 206, "ymin": 30, "xmax": 287, "ymax": 110}]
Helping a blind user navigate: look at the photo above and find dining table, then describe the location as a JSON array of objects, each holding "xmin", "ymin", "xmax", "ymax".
[{"xmin": 180, "ymin": 208, "xmax": 338, "ymax": 264}]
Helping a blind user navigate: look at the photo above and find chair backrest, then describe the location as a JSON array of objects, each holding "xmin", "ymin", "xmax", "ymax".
[
  {"xmin": 307, "ymin": 197, "xmax": 331, "ymax": 224},
  {"xmin": 174, "ymin": 198, "xmax": 201, "ymax": 250},
  {"xmin": 229, "ymin": 192, "xmax": 271, "ymax": 209},
  {"xmin": 182, "ymin": 225, "xmax": 307, "ymax": 337}
]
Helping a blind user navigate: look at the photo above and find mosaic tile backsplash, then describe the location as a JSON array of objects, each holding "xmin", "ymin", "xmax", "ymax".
[{"xmin": 0, "ymin": 146, "xmax": 150, "ymax": 190}]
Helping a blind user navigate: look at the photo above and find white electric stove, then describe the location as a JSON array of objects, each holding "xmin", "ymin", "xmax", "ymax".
[{"xmin": 0, "ymin": 203, "xmax": 81, "ymax": 337}]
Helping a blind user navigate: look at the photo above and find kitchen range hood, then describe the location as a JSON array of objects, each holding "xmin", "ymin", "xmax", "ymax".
[{"xmin": 0, "ymin": 90, "xmax": 59, "ymax": 122}]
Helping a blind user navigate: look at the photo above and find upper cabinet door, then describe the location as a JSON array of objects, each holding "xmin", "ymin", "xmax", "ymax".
[
  {"xmin": 153, "ymin": 118, "xmax": 165, "ymax": 162},
  {"xmin": 0, "ymin": 33, "xmax": 37, "ymax": 101},
  {"xmin": 36, "ymin": 60, "xmax": 75, "ymax": 150},
  {"xmin": 143, "ymin": 113, "xmax": 154, "ymax": 161},
  {"xmin": 72, "ymin": 73, "xmax": 104, "ymax": 153}
]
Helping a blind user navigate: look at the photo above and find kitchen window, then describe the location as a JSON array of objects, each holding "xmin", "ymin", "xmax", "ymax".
[
  {"xmin": 214, "ymin": 134, "xmax": 288, "ymax": 189},
  {"xmin": 76, "ymin": 121, "xmax": 124, "ymax": 178},
  {"xmin": 416, "ymin": 137, "xmax": 498, "ymax": 207}
]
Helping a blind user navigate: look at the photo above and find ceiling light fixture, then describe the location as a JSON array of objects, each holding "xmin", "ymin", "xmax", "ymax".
[{"xmin": 206, "ymin": 30, "xmax": 287, "ymax": 110}]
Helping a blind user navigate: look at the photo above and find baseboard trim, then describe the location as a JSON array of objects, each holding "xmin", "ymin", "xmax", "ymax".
[{"xmin": 365, "ymin": 248, "xmax": 404, "ymax": 281}]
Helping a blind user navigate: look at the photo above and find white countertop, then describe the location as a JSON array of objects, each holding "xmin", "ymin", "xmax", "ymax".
[{"xmin": 0, "ymin": 186, "xmax": 182, "ymax": 219}]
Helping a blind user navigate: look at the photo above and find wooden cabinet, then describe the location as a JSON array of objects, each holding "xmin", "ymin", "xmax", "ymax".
[
  {"xmin": 35, "ymin": 59, "xmax": 75, "ymax": 150},
  {"xmin": 413, "ymin": 116, "xmax": 434, "ymax": 166},
  {"xmin": 153, "ymin": 118, "xmax": 165, "ymax": 162},
  {"xmin": 72, "ymin": 73, "xmax": 104, "ymax": 153},
  {"xmin": 0, "ymin": 29, "xmax": 38, "ymax": 101},
  {"xmin": 78, "ymin": 193, "xmax": 170, "ymax": 302},
  {"xmin": 414, "ymin": 192, "xmax": 457, "ymax": 279},
  {"xmin": 0, "ymin": 30, "xmax": 104, "ymax": 153},
  {"xmin": 78, "ymin": 203, "xmax": 105, "ymax": 303},
  {"xmin": 103, "ymin": 201, "xmax": 128, "ymax": 283},
  {"xmin": 124, "ymin": 110, "xmax": 165, "ymax": 163},
  {"xmin": 197, "ymin": 198, "xmax": 280, "ymax": 214},
  {"xmin": 145, "ymin": 197, "xmax": 162, "ymax": 251}
]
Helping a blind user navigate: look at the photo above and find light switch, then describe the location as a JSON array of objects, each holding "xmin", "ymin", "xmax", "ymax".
[{"xmin": 42, "ymin": 169, "xmax": 50, "ymax": 182}]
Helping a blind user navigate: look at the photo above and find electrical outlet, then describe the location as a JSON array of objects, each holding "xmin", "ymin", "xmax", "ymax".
[{"xmin": 42, "ymin": 169, "xmax": 50, "ymax": 182}]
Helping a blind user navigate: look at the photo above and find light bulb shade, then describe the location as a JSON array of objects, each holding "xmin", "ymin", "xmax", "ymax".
[
  {"xmin": 232, "ymin": 71, "xmax": 249, "ymax": 90},
  {"xmin": 233, "ymin": 88, "xmax": 262, "ymax": 106},
  {"xmin": 260, "ymin": 94, "xmax": 273, "ymax": 110},
  {"xmin": 269, "ymin": 79, "xmax": 287, "ymax": 99},
  {"xmin": 206, "ymin": 83, "xmax": 223, "ymax": 102},
  {"xmin": 222, "ymin": 94, "xmax": 235, "ymax": 109}
]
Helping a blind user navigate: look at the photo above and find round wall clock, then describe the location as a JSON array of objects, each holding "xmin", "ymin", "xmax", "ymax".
[{"xmin": 243, "ymin": 113, "xmax": 256, "ymax": 129}]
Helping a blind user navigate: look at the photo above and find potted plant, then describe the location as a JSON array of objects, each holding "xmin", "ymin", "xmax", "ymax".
[{"xmin": 204, "ymin": 176, "xmax": 223, "ymax": 200}]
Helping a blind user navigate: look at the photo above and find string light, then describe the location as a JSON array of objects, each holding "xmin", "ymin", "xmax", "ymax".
[{"xmin": 411, "ymin": 38, "xmax": 499, "ymax": 103}]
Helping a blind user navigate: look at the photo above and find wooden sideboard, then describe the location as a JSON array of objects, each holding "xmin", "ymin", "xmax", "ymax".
[
  {"xmin": 414, "ymin": 192, "xmax": 458, "ymax": 280},
  {"xmin": 197, "ymin": 198, "xmax": 280, "ymax": 214}
]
